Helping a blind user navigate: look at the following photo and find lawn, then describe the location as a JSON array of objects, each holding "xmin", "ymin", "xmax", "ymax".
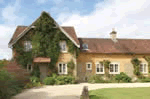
[{"xmin": 89, "ymin": 87, "xmax": 150, "ymax": 99}]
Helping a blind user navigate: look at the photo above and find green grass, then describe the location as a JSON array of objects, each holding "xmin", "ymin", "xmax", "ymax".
[{"xmin": 90, "ymin": 87, "xmax": 150, "ymax": 99}]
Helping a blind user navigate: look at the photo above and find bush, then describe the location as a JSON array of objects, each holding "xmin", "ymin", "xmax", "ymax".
[
  {"xmin": 115, "ymin": 72, "xmax": 131, "ymax": 83},
  {"xmin": 43, "ymin": 77, "xmax": 55, "ymax": 85},
  {"xmin": 88, "ymin": 75, "xmax": 111, "ymax": 83},
  {"xmin": 30, "ymin": 76, "xmax": 40, "ymax": 83},
  {"xmin": 0, "ymin": 70, "xmax": 24, "ymax": 99},
  {"xmin": 140, "ymin": 77, "xmax": 150, "ymax": 82},
  {"xmin": 56, "ymin": 75, "xmax": 75, "ymax": 84}
]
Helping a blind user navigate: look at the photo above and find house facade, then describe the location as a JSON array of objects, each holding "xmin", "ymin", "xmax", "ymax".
[{"xmin": 8, "ymin": 11, "xmax": 150, "ymax": 81}]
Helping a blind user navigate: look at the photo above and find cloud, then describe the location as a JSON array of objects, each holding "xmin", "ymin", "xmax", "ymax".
[
  {"xmin": 57, "ymin": 0, "xmax": 150, "ymax": 39},
  {"xmin": 0, "ymin": 0, "xmax": 25, "ymax": 60}
]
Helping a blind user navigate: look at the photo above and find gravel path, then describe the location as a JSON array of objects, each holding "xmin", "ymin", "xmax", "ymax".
[{"xmin": 13, "ymin": 83, "xmax": 150, "ymax": 99}]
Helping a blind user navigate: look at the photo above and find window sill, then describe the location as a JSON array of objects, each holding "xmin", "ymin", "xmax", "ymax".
[
  {"xmin": 109, "ymin": 72, "xmax": 120, "ymax": 74},
  {"xmin": 96, "ymin": 72, "xmax": 105, "ymax": 74},
  {"xmin": 61, "ymin": 51, "xmax": 68, "ymax": 53},
  {"xmin": 86, "ymin": 69, "xmax": 92, "ymax": 70}
]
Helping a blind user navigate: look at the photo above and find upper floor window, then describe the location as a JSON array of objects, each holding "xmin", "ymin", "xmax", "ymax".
[
  {"xmin": 96, "ymin": 63, "xmax": 104, "ymax": 74},
  {"xmin": 59, "ymin": 41, "xmax": 67, "ymax": 52},
  {"xmin": 86, "ymin": 62, "xmax": 92, "ymax": 70},
  {"xmin": 82, "ymin": 43, "xmax": 88, "ymax": 50},
  {"xmin": 24, "ymin": 41, "xmax": 32, "ymax": 52},
  {"xmin": 109, "ymin": 62, "xmax": 120, "ymax": 74},
  {"xmin": 139, "ymin": 63, "xmax": 148, "ymax": 74},
  {"xmin": 58, "ymin": 62, "xmax": 67, "ymax": 74},
  {"xmin": 27, "ymin": 64, "xmax": 32, "ymax": 72}
]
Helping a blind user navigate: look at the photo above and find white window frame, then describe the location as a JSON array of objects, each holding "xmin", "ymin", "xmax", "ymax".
[
  {"xmin": 59, "ymin": 41, "xmax": 67, "ymax": 53},
  {"xmin": 86, "ymin": 62, "xmax": 92, "ymax": 70},
  {"xmin": 139, "ymin": 63, "xmax": 148, "ymax": 74},
  {"xmin": 109, "ymin": 62, "xmax": 120, "ymax": 74},
  {"xmin": 24, "ymin": 41, "xmax": 32, "ymax": 52},
  {"xmin": 58, "ymin": 62, "xmax": 68, "ymax": 74},
  {"xmin": 82, "ymin": 43, "xmax": 88, "ymax": 50},
  {"xmin": 95, "ymin": 62, "xmax": 105, "ymax": 74},
  {"xmin": 27, "ymin": 64, "xmax": 33, "ymax": 72}
]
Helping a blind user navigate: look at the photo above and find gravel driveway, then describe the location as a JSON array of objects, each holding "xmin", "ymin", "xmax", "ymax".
[{"xmin": 13, "ymin": 83, "xmax": 150, "ymax": 99}]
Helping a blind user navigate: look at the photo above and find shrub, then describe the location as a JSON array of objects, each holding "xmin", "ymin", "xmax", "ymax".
[
  {"xmin": 88, "ymin": 75, "xmax": 111, "ymax": 83},
  {"xmin": 56, "ymin": 75, "xmax": 75, "ymax": 84},
  {"xmin": 140, "ymin": 77, "xmax": 150, "ymax": 82},
  {"xmin": 30, "ymin": 76, "xmax": 40, "ymax": 83},
  {"xmin": 0, "ymin": 70, "xmax": 24, "ymax": 99},
  {"xmin": 115, "ymin": 72, "xmax": 132, "ymax": 83},
  {"xmin": 43, "ymin": 77, "xmax": 55, "ymax": 85}
]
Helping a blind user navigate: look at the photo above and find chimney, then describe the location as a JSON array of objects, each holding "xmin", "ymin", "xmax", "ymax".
[{"xmin": 110, "ymin": 28, "xmax": 117, "ymax": 42}]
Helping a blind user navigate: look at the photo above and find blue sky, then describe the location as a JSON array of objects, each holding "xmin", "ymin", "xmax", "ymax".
[{"xmin": 0, "ymin": 0, "xmax": 150, "ymax": 60}]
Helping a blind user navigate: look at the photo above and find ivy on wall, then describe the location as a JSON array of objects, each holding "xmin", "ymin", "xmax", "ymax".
[
  {"xmin": 13, "ymin": 11, "xmax": 79, "ymax": 75},
  {"xmin": 131, "ymin": 57, "xmax": 141, "ymax": 76},
  {"xmin": 67, "ymin": 60, "xmax": 75, "ymax": 75},
  {"xmin": 100, "ymin": 60, "xmax": 111, "ymax": 77},
  {"xmin": 143, "ymin": 56, "xmax": 150, "ymax": 73}
]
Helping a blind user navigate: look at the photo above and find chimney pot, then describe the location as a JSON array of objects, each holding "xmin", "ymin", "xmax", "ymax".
[{"xmin": 110, "ymin": 28, "xmax": 117, "ymax": 42}]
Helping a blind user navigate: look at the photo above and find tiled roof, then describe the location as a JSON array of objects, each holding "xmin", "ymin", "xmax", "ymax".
[
  {"xmin": 9, "ymin": 26, "xmax": 79, "ymax": 46},
  {"xmin": 78, "ymin": 38, "xmax": 150, "ymax": 54}
]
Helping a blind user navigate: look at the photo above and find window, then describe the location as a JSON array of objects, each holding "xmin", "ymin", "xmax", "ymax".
[
  {"xmin": 139, "ymin": 63, "xmax": 148, "ymax": 74},
  {"xmin": 24, "ymin": 41, "xmax": 32, "ymax": 51},
  {"xmin": 27, "ymin": 64, "xmax": 32, "ymax": 72},
  {"xmin": 96, "ymin": 63, "xmax": 104, "ymax": 74},
  {"xmin": 109, "ymin": 62, "xmax": 120, "ymax": 74},
  {"xmin": 86, "ymin": 62, "xmax": 92, "ymax": 70},
  {"xmin": 82, "ymin": 43, "xmax": 88, "ymax": 50},
  {"xmin": 58, "ymin": 63, "xmax": 67, "ymax": 74},
  {"xmin": 59, "ymin": 41, "xmax": 67, "ymax": 52}
]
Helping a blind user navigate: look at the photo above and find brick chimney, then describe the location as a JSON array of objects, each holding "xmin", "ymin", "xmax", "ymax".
[{"xmin": 110, "ymin": 28, "xmax": 117, "ymax": 42}]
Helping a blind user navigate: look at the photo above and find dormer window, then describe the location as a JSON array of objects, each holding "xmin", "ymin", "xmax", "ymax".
[
  {"xmin": 59, "ymin": 41, "xmax": 67, "ymax": 52},
  {"xmin": 82, "ymin": 43, "xmax": 88, "ymax": 50},
  {"xmin": 24, "ymin": 41, "xmax": 32, "ymax": 52}
]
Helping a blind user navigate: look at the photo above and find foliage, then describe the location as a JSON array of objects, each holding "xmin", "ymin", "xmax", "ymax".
[
  {"xmin": 24, "ymin": 76, "xmax": 42, "ymax": 89},
  {"xmin": 144, "ymin": 56, "xmax": 150, "ymax": 73},
  {"xmin": 43, "ymin": 77, "xmax": 55, "ymax": 85},
  {"xmin": 115, "ymin": 72, "xmax": 132, "ymax": 83},
  {"xmin": 88, "ymin": 75, "xmax": 111, "ymax": 83},
  {"xmin": 31, "ymin": 65, "xmax": 40, "ymax": 78},
  {"xmin": 0, "ymin": 70, "xmax": 24, "ymax": 99},
  {"xmin": 100, "ymin": 60, "xmax": 111, "ymax": 78},
  {"xmin": 43, "ymin": 75, "xmax": 76, "ymax": 85},
  {"xmin": 0, "ymin": 59, "xmax": 9, "ymax": 69},
  {"xmin": 67, "ymin": 60, "xmax": 75, "ymax": 75},
  {"xmin": 140, "ymin": 77, "xmax": 150, "ymax": 82},
  {"xmin": 131, "ymin": 57, "xmax": 141, "ymax": 76}
]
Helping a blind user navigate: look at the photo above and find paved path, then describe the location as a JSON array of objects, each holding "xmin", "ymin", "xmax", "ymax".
[{"xmin": 13, "ymin": 83, "xmax": 150, "ymax": 99}]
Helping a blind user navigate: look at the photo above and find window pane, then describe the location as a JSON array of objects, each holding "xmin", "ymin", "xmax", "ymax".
[
  {"xmin": 96, "ymin": 64, "xmax": 99, "ymax": 72},
  {"xmin": 115, "ymin": 64, "xmax": 118, "ymax": 72},
  {"xmin": 144, "ymin": 64, "xmax": 146, "ymax": 72},
  {"xmin": 139, "ymin": 64, "xmax": 143, "ymax": 72},
  {"xmin": 100, "ymin": 65, "xmax": 103, "ymax": 72},
  {"xmin": 59, "ymin": 64, "xmax": 62, "ymax": 73},
  {"xmin": 88, "ymin": 64, "xmax": 91, "ymax": 69},
  {"xmin": 110, "ymin": 64, "xmax": 113, "ymax": 72},
  {"xmin": 63, "ymin": 64, "xmax": 66, "ymax": 73}
]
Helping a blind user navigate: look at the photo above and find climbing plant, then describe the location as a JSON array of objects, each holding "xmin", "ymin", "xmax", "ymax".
[
  {"xmin": 143, "ymin": 56, "xmax": 150, "ymax": 73},
  {"xmin": 67, "ymin": 60, "xmax": 75, "ymax": 75},
  {"xmin": 99, "ymin": 60, "xmax": 111, "ymax": 77},
  {"xmin": 131, "ymin": 57, "xmax": 141, "ymax": 76},
  {"xmin": 13, "ymin": 11, "xmax": 79, "ymax": 74}
]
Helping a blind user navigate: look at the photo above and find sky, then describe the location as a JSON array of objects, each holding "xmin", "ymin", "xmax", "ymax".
[{"xmin": 0, "ymin": 0, "xmax": 150, "ymax": 60}]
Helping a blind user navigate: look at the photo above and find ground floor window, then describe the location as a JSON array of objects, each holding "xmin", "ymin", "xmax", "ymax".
[
  {"xmin": 139, "ymin": 63, "xmax": 148, "ymax": 74},
  {"xmin": 109, "ymin": 62, "xmax": 120, "ymax": 74},
  {"xmin": 86, "ymin": 62, "xmax": 92, "ymax": 70},
  {"xmin": 27, "ymin": 64, "xmax": 32, "ymax": 72},
  {"xmin": 58, "ymin": 63, "xmax": 67, "ymax": 74},
  {"xmin": 96, "ymin": 63, "xmax": 104, "ymax": 74}
]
